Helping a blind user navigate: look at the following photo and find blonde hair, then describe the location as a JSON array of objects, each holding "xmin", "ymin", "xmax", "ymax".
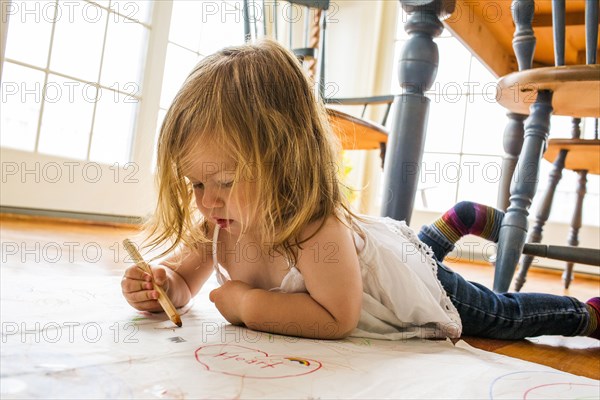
[{"xmin": 145, "ymin": 39, "xmax": 357, "ymax": 264}]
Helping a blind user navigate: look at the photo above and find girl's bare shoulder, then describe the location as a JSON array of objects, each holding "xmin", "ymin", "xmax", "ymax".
[
  {"xmin": 295, "ymin": 214, "xmax": 359, "ymax": 269},
  {"xmin": 299, "ymin": 213, "xmax": 354, "ymax": 243}
]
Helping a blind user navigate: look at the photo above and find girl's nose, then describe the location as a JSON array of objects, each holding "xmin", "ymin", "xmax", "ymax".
[{"xmin": 201, "ymin": 188, "xmax": 224, "ymax": 209}]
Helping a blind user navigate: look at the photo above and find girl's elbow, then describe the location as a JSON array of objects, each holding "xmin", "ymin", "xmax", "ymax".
[
  {"xmin": 333, "ymin": 313, "xmax": 360, "ymax": 339},
  {"xmin": 333, "ymin": 325, "xmax": 356, "ymax": 339}
]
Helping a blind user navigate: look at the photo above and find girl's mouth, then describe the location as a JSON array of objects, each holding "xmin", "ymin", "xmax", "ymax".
[{"xmin": 215, "ymin": 218, "xmax": 233, "ymax": 228}]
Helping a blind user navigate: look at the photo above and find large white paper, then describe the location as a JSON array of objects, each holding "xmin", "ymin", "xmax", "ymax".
[{"xmin": 2, "ymin": 263, "xmax": 598, "ymax": 399}]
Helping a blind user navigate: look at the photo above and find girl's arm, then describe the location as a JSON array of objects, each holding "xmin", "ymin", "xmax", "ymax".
[
  {"xmin": 157, "ymin": 239, "xmax": 215, "ymax": 307},
  {"xmin": 210, "ymin": 216, "xmax": 363, "ymax": 339},
  {"xmin": 122, "ymin": 225, "xmax": 215, "ymax": 311},
  {"xmin": 242, "ymin": 290, "xmax": 359, "ymax": 339}
]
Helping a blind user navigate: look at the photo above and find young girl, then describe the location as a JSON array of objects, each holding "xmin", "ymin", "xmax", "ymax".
[{"xmin": 121, "ymin": 39, "xmax": 599, "ymax": 341}]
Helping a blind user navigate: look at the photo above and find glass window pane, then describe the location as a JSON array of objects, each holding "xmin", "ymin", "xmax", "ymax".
[
  {"xmin": 90, "ymin": 0, "xmax": 110, "ymax": 8},
  {"xmin": 456, "ymin": 155, "xmax": 502, "ymax": 206},
  {"xmin": 534, "ymin": 157, "xmax": 563, "ymax": 198},
  {"xmin": 197, "ymin": 1, "xmax": 244, "ymax": 56},
  {"xmin": 89, "ymin": 91, "xmax": 138, "ymax": 165},
  {"xmin": 100, "ymin": 13, "xmax": 148, "ymax": 93},
  {"xmin": 531, "ymin": 163, "xmax": 597, "ymax": 226},
  {"xmin": 536, "ymin": 160, "xmax": 579, "ymax": 195},
  {"xmin": 462, "ymin": 94, "xmax": 505, "ymax": 156},
  {"xmin": 434, "ymin": 38, "xmax": 471, "ymax": 93},
  {"xmin": 169, "ymin": 1, "xmax": 243, "ymax": 54},
  {"xmin": 0, "ymin": 63, "xmax": 45, "ymax": 151},
  {"xmin": 468, "ymin": 56, "xmax": 497, "ymax": 93},
  {"xmin": 414, "ymin": 153, "xmax": 460, "ymax": 212},
  {"xmin": 169, "ymin": 1, "xmax": 204, "ymax": 50},
  {"xmin": 533, "ymin": 185, "xmax": 599, "ymax": 226},
  {"xmin": 424, "ymin": 95, "xmax": 466, "ymax": 153},
  {"xmin": 542, "ymin": 191, "xmax": 574, "ymax": 224},
  {"xmin": 110, "ymin": 0, "xmax": 153, "ymax": 24},
  {"xmin": 37, "ymin": 74, "xmax": 97, "ymax": 159},
  {"xmin": 4, "ymin": 0, "xmax": 54, "ymax": 68},
  {"xmin": 160, "ymin": 44, "xmax": 201, "ymax": 108},
  {"xmin": 49, "ymin": 1, "xmax": 106, "ymax": 82}
]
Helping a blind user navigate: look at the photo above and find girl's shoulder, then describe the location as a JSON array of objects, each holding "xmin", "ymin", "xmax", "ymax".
[
  {"xmin": 293, "ymin": 213, "xmax": 361, "ymax": 263},
  {"xmin": 299, "ymin": 213, "xmax": 355, "ymax": 243},
  {"xmin": 294, "ymin": 213, "xmax": 361, "ymax": 273}
]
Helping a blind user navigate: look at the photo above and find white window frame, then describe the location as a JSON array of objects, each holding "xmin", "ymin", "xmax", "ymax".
[{"xmin": 0, "ymin": 1, "xmax": 174, "ymax": 220}]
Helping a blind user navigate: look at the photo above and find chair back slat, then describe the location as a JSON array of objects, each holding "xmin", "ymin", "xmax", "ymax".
[
  {"xmin": 316, "ymin": 9, "xmax": 326, "ymax": 99},
  {"xmin": 512, "ymin": 0, "xmax": 536, "ymax": 71},
  {"xmin": 273, "ymin": 1, "xmax": 279, "ymax": 41},
  {"xmin": 304, "ymin": 9, "xmax": 311, "ymax": 47},
  {"xmin": 243, "ymin": 0, "xmax": 251, "ymax": 42},
  {"xmin": 552, "ymin": 0, "xmax": 565, "ymax": 66},
  {"xmin": 288, "ymin": 12, "xmax": 293, "ymax": 49},
  {"xmin": 254, "ymin": 0, "xmax": 261, "ymax": 40},
  {"xmin": 262, "ymin": 0, "xmax": 267, "ymax": 37},
  {"xmin": 570, "ymin": 117, "xmax": 582, "ymax": 139},
  {"xmin": 586, "ymin": 0, "xmax": 599, "ymax": 64},
  {"xmin": 243, "ymin": 0, "xmax": 264, "ymax": 42}
]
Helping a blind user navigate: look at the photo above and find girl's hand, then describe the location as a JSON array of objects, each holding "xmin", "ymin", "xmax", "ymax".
[
  {"xmin": 121, "ymin": 264, "xmax": 169, "ymax": 312},
  {"xmin": 209, "ymin": 280, "xmax": 254, "ymax": 325}
]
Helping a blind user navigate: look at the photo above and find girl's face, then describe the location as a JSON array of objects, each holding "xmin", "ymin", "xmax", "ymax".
[{"xmin": 184, "ymin": 145, "xmax": 253, "ymax": 235}]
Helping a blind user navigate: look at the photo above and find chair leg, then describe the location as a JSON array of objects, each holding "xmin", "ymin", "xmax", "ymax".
[
  {"xmin": 514, "ymin": 149, "xmax": 567, "ymax": 291},
  {"xmin": 497, "ymin": 112, "xmax": 526, "ymax": 211},
  {"xmin": 494, "ymin": 90, "xmax": 553, "ymax": 293},
  {"xmin": 564, "ymin": 170, "xmax": 588, "ymax": 289},
  {"xmin": 498, "ymin": 0, "xmax": 535, "ymax": 211},
  {"xmin": 379, "ymin": 142, "xmax": 386, "ymax": 170},
  {"xmin": 380, "ymin": 6, "xmax": 444, "ymax": 225}
]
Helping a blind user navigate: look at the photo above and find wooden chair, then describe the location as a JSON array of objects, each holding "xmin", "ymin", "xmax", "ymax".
[
  {"xmin": 242, "ymin": 0, "xmax": 394, "ymax": 166},
  {"xmin": 492, "ymin": 0, "xmax": 600, "ymax": 292},
  {"xmin": 514, "ymin": 123, "xmax": 600, "ymax": 290}
]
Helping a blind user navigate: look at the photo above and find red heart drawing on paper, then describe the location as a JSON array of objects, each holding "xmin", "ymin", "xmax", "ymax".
[{"xmin": 195, "ymin": 344, "xmax": 322, "ymax": 379}]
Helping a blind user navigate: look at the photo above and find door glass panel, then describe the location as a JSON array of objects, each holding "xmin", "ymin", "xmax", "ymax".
[
  {"xmin": 49, "ymin": 2, "xmax": 106, "ymax": 82},
  {"xmin": 100, "ymin": 13, "xmax": 148, "ymax": 93},
  {"xmin": 0, "ymin": 63, "xmax": 45, "ymax": 151},
  {"xmin": 37, "ymin": 74, "xmax": 97, "ymax": 160},
  {"xmin": 159, "ymin": 44, "xmax": 200, "ymax": 109},
  {"xmin": 4, "ymin": 0, "xmax": 54, "ymax": 68},
  {"xmin": 89, "ymin": 91, "xmax": 138, "ymax": 165},
  {"xmin": 110, "ymin": 0, "xmax": 153, "ymax": 24}
]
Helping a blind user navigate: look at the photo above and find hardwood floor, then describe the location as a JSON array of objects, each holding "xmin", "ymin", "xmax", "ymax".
[
  {"xmin": 446, "ymin": 259, "xmax": 600, "ymax": 381},
  {"xmin": 1, "ymin": 214, "xmax": 598, "ymax": 380}
]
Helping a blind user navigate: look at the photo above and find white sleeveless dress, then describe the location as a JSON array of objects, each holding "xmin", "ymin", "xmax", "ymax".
[{"xmin": 212, "ymin": 215, "xmax": 462, "ymax": 340}]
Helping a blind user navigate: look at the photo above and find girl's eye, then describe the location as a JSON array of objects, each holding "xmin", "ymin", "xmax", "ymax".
[
  {"xmin": 220, "ymin": 181, "xmax": 234, "ymax": 188},
  {"xmin": 192, "ymin": 182, "xmax": 204, "ymax": 190}
]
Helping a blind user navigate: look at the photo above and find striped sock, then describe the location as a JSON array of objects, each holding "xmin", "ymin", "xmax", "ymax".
[
  {"xmin": 584, "ymin": 297, "xmax": 600, "ymax": 339},
  {"xmin": 431, "ymin": 201, "xmax": 504, "ymax": 244}
]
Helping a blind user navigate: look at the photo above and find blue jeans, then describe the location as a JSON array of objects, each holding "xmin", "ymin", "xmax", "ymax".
[{"xmin": 418, "ymin": 225, "xmax": 590, "ymax": 339}]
